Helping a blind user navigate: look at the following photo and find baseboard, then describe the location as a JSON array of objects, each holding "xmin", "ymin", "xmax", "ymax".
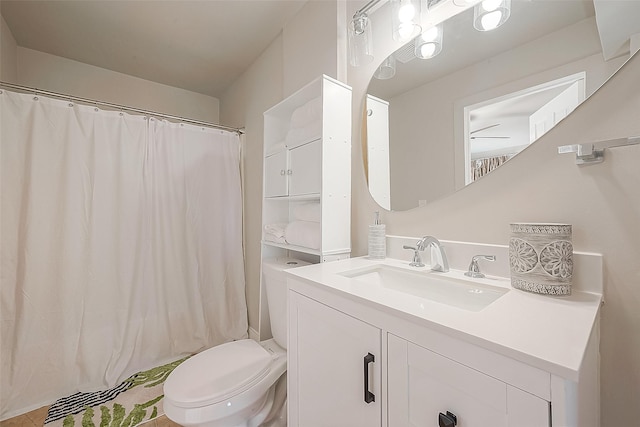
[{"xmin": 248, "ymin": 326, "xmax": 259, "ymax": 342}]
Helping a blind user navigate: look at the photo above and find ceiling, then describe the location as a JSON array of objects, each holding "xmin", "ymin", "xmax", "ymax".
[
  {"xmin": 1, "ymin": 0, "xmax": 308, "ymax": 98},
  {"xmin": 3, "ymin": 0, "xmax": 636, "ymax": 101}
]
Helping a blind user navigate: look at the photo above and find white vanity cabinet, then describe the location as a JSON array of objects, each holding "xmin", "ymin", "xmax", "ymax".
[
  {"xmin": 288, "ymin": 288, "xmax": 549, "ymax": 427},
  {"xmin": 288, "ymin": 292, "xmax": 382, "ymax": 427},
  {"xmin": 387, "ymin": 334, "xmax": 549, "ymax": 427},
  {"xmin": 286, "ymin": 256, "xmax": 601, "ymax": 427}
]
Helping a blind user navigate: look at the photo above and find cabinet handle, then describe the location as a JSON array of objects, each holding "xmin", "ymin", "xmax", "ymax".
[
  {"xmin": 438, "ymin": 411, "xmax": 457, "ymax": 427},
  {"xmin": 280, "ymin": 169, "xmax": 286, "ymax": 175},
  {"xmin": 363, "ymin": 353, "xmax": 375, "ymax": 404},
  {"xmin": 287, "ymin": 169, "xmax": 293, "ymax": 175}
]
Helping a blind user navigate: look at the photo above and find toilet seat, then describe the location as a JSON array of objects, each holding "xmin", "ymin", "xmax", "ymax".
[{"xmin": 164, "ymin": 339, "xmax": 272, "ymax": 408}]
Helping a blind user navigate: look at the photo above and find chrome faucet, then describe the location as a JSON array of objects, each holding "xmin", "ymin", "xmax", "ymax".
[
  {"xmin": 402, "ymin": 245, "xmax": 425, "ymax": 267},
  {"xmin": 403, "ymin": 236, "xmax": 449, "ymax": 272},
  {"xmin": 464, "ymin": 255, "xmax": 496, "ymax": 278}
]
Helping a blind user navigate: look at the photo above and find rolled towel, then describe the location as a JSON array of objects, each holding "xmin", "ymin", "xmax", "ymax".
[
  {"xmin": 292, "ymin": 202, "xmax": 321, "ymax": 223},
  {"xmin": 264, "ymin": 223, "xmax": 287, "ymax": 239},
  {"xmin": 285, "ymin": 221, "xmax": 321, "ymax": 250},
  {"xmin": 290, "ymin": 97, "xmax": 322, "ymax": 129}
]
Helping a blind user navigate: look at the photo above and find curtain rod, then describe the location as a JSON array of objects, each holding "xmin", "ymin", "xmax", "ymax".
[{"xmin": 0, "ymin": 81, "xmax": 244, "ymax": 135}]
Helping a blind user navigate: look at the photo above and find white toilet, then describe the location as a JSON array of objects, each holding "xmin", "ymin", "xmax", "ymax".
[{"xmin": 163, "ymin": 257, "xmax": 309, "ymax": 427}]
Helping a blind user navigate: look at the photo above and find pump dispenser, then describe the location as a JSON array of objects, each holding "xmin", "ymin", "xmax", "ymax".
[{"xmin": 368, "ymin": 211, "xmax": 386, "ymax": 259}]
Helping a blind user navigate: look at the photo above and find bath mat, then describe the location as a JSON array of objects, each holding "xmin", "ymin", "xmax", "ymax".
[{"xmin": 44, "ymin": 357, "xmax": 188, "ymax": 427}]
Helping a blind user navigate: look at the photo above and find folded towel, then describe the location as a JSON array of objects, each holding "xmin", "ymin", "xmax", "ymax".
[
  {"xmin": 285, "ymin": 221, "xmax": 321, "ymax": 250},
  {"xmin": 264, "ymin": 233, "xmax": 287, "ymax": 244},
  {"xmin": 290, "ymin": 97, "xmax": 322, "ymax": 129},
  {"xmin": 292, "ymin": 202, "xmax": 321, "ymax": 223},
  {"xmin": 264, "ymin": 223, "xmax": 287, "ymax": 239},
  {"xmin": 284, "ymin": 119, "xmax": 322, "ymax": 147}
]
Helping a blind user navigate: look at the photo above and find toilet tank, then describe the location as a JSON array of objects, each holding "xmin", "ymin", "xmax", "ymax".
[{"xmin": 262, "ymin": 257, "xmax": 310, "ymax": 349}]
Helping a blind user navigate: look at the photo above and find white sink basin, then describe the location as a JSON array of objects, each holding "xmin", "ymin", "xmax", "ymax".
[{"xmin": 339, "ymin": 264, "xmax": 508, "ymax": 311}]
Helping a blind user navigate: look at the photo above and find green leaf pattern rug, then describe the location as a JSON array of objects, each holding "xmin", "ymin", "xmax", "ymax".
[{"xmin": 45, "ymin": 357, "xmax": 188, "ymax": 427}]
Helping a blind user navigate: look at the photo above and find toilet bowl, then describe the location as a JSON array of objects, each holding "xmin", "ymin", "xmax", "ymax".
[
  {"xmin": 164, "ymin": 339, "xmax": 286, "ymax": 427},
  {"xmin": 163, "ymin": 257, "xmax": 309, "ymax": 427}
]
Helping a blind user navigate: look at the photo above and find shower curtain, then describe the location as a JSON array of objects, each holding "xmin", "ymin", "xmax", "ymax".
[{"xmin": 0, "ymin": 90, "xmax": 248, "ymax": 418}]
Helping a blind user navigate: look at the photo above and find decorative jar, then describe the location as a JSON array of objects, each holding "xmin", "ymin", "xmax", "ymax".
[{"xmin": 509, "ymin": 223, "xmax": 573, "ymax": 295}]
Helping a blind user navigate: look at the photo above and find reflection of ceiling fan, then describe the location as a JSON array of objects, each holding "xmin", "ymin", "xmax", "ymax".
[{"xmin": 470, "ymin": 123, "xmax": 511, "ymax": 139}]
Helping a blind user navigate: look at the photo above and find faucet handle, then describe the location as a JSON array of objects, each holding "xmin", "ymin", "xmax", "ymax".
[
  {"xmin": 403, "ymin": 245, "xmax": 425, "ymax": 267},
  {"xmin": 465, "ymin": 255, "xmax": 496, "ymax": 278}
]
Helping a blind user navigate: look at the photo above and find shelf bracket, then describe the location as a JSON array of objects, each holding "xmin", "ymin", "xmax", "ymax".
[{"xmin": 558, "ymin": 135, "xmax": 640, "ymax": 165}]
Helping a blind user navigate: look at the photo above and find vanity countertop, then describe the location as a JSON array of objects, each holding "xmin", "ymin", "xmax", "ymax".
[{"xmin": 285, "ymin": 256, "xmax": 602, "ymax": 382}]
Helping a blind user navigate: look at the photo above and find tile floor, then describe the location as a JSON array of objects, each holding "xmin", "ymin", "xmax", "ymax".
[{"xmin": 0, "ymin": 406, "xmax": 181, "ymax": 427}]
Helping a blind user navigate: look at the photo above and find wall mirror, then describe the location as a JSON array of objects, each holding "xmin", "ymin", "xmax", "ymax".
[{"xmin": 363, "ymin": 0, "xmax": 627, "ymax": 211}]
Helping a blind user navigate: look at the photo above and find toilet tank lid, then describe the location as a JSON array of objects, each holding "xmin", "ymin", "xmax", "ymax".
[{"xmin": 164, "ymin": 339, "xmax": 271, "ymax": 408}]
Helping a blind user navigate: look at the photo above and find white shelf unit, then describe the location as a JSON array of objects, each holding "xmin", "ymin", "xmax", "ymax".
[{"xmin": 257, "ymin": 75, "xmax": 352, "ymax": 340}]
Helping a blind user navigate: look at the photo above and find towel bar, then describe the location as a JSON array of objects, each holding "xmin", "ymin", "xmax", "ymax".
[{"xmin": 558, "ymin": 135, "xmax": 640, "ymax": 164}]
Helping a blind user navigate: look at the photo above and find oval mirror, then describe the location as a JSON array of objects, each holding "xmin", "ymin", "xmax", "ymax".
[{"xmin": 364, "ymin": 0, "xmax": 628, "ymax": 211}]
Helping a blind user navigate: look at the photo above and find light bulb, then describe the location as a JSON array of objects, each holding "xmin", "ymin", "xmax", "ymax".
[
  {"xmin": 419, "ymin": 43, "xmax": 437, "ymax": 58},
  {"xmin": 398, "ymin": 2, "xmax": 416, "ymax": 22},
  {"xmin": 474, "ymin": 0, "xmax": 510, "ymax": 31},
  {"xmin": 392, "ymin": 0, "xmax": 421, "ymax": 42},
  {"xmin": 481, "ymin": 10, "xmax": 502, "ymax": 30},
  {"xmin": 415, "ymin": 23, "xmax": 442, "ymax": 59},
  {"xmin": 481, "ymin": 0, "xmax": 502, "ymax": 12},
  {"xmin": 374, "ymin": 55, "xmax": 396, "ymax": 80},
  {"xmin": 421, "ymin": 26, "xmax": 439, "ymax": 42}
]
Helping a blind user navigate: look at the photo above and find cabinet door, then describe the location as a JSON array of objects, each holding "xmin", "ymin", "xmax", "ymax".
[
  {"xmin": 388, "ymin": 334, "xmax": 548, "ymax": 427},
  {"xmin": 289, "ymin": 140, "xmax": 321, "ymax": 196},
  {"xmin": 264, "ymin": 150, "xmax": 288, "ymax": 197},
  {"xmin": 289, "ymin": 292, "xmax": 381, "ymax": 427}
]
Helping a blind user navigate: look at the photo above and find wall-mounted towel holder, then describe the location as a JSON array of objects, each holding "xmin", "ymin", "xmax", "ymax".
[{"xmin": 558, "ymin": 136, "xmax": 640, "ymax": 164}]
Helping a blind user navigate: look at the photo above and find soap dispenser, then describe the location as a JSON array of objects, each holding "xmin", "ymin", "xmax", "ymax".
[{"xmin": 368, "ymin": 211, "xmax": 386, "ymax": 259}]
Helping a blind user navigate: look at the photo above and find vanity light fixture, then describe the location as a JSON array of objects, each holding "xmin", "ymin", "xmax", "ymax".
[
  {"xmin": 392, "ymin": 0, "xmax": 422, "ymax": 42},
  {"xmin": 473, "ymin": 0, "xmax": 511, "ymax": 31},
  {"xmin": 414, "ymin": 23, "xmax": 443, "ymax": 59},
  {"xmin": 348, "ymin": 11, "xmax": 374, "ymax": 66},
  {"xmin": 348, "ymin": 0, "xmax": 510, "ymax": 68}
]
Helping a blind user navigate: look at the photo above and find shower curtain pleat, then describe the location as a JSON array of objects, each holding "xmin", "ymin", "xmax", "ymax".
[{"xmin": 0, "ymin": 90, "xmax": 248, "ymax": 418}]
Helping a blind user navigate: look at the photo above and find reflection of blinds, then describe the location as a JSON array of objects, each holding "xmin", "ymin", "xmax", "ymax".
[{"xmin": 471, "ymin": 155, "xmax": 511, "ymax": 182}]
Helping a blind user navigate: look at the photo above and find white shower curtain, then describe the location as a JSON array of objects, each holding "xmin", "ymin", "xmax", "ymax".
[{"xmin": 0, "ymin": 90, "xmax": 248, "ymax": 418}]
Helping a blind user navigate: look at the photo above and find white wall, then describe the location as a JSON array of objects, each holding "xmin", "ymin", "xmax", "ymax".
[
  {"xmin": 1, "ymin": 15, "xmax": 17, "ymax": 82},
  {"xmin": 14, "ymin": 47, "xmax": 220, "ymax": 123},
  {"xmin": 282, "ymin": 0, "xmax": 340, "ymax": 96}
]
